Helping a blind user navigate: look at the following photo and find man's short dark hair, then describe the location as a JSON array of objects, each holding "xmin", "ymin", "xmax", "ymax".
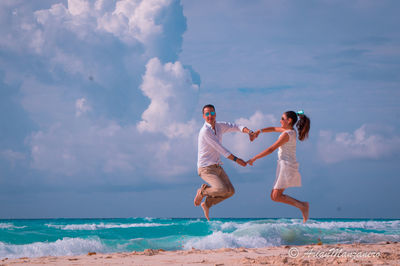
[{"xmin": 202, "ymin": 104, "xmax": 215, "ymax": 114}]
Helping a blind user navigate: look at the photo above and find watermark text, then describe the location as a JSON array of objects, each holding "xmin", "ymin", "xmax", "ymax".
[{"xmin": 288, "ymin": 247, "xmax": 381, "ymax": 260}]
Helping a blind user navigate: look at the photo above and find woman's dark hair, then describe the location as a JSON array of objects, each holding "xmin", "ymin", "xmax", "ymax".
[
  {"xmin": 202, "ymin": 104, "xmax": 215, "ymax": 114},
  {"xmin": 285, "ymin": 111, "xmax": 310, "ymax": 141}
]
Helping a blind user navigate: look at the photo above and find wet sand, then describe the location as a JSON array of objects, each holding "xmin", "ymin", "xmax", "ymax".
[{"xmin": 2, "ymin": 242, "xmax": 399, "ymax": 265}]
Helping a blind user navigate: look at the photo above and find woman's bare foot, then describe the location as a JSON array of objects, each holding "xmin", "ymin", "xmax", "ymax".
[
  {"xmin": 201, "ymin": 202, "xmax": 210, "ymax": 221},
  {"xmin": 194, "ymin": 189, "xmax": 203, "ymax": 206},
  {"xmin": 301, "ymin": 202, "xmax": 309, "ymax": 223}
]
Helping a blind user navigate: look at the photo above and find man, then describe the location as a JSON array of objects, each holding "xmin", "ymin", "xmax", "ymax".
[{"xmin": 194, "ymin": 104, "xmax": 256, "ymax": 220}]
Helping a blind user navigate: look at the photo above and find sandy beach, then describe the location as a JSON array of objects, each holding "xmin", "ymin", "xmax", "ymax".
[{"xmin": 2, "ymin": 242, "xmax": 399, "ymax": 265}]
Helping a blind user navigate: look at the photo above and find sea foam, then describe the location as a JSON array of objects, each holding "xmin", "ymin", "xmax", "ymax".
[
  {"xmin": 0, "ymin": 223, "xmax": 26, "ymax": 229},
  {"xmin": 46, "ymin": 222, "xmax": 172, "ymax": 230},
  {"xmin": 184, "ymin": 219, "xmax": 400, "ymax": 249},
  {"xmin": 0, "ymin": 237, "xmax": 105, "ymax": 259},
  {"xmin": 1, "ymin": 218, "xmax": 399, "ymax": 259},
  {"xmin": 183, "ymin": 231, "xmax": 271, "ymax": 250}
]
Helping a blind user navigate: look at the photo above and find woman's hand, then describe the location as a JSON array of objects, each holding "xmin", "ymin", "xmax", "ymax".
[
  {"xmin": 247, "ymin": 158, "xmax": 256, "ymax": 166},
  {"xmin": 248, "ymin": 129, "xmax": 261, "ymax": 142}
]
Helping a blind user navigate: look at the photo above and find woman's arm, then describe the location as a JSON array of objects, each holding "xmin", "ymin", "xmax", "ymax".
[
  {"xmin": 258, "ymin": 127, "xmax": 285, "ymax": 134},
  {"xmin": 248, "ymin": 132, "xmax": 289, "ymax": 165},
  {"xmin": 253, "ymin": 127, "xmax": 285, "ymax": 138}
]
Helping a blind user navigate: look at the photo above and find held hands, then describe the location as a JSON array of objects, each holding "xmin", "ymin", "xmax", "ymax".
[
  {"xmin": 248, "ymin": 130, "xmax": 260, "ymax": 142},
  {"xmin": 247, "ymin": 158, "xmax": 256, "ymax": 166},
  {"xmin": 238, "ymin": 128, "xmax": 261, "ymax": 166}
]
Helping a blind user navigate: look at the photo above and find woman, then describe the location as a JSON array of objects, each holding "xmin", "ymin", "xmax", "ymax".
[{"xmin": 248, "ymin": 110, "xmax": 310, "ymax": 223}]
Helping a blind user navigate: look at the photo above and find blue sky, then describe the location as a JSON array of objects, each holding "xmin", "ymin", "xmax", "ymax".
[{"xmin": 0, "ymin": 0, "xmax": 399, "ymax": 219}]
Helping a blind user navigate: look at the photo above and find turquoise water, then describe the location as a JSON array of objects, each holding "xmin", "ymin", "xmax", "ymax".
[{"xmin": 0, "ymin": 218, "xmax": 399, "ymax": 259}]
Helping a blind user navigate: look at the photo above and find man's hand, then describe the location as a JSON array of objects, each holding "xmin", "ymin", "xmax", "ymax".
[{"xmin": 236, "ymin": 158, "xmax": 247, "ymax": 167}]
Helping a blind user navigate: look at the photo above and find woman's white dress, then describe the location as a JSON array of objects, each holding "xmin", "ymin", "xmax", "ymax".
[{"xmin": 273, "ymin": 130, "xmax": 302, "ymax": 189}]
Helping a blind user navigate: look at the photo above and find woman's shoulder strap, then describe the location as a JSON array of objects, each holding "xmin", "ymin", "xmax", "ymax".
[{"xmin": 283, "ymin": 129, "xmax": 296, "ymax": 137}]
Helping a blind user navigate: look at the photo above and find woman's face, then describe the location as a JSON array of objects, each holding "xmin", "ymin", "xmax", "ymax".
[{"xmin": 280, "ymin": 113, "xmax": 292, "ymax": 128}]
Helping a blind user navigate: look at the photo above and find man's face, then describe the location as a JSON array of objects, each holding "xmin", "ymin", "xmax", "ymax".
[{"xmin": 203, "ymin": 107, "xmax": 216, "ymax": 124}]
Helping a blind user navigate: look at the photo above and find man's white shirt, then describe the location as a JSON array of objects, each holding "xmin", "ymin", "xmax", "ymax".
[{"xmin": 197, "ymin": 121, "xmax": 244, "ymax": 168}]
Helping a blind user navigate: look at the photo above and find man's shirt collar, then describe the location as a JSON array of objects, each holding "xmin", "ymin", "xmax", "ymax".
[{"xmin": 204, "ymin": 121, "xmax": 212, "ymax": 128}]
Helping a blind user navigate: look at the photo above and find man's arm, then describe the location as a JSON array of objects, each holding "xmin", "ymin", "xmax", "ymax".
[
  {"xmin": 203, "ymin": 130, "xmax": 247, "ymax": 167},
  {"xmin": 227, "ymin": 154, "xmax": 247, "ymax": 167},
  {"xmin": 219, "ymin": 122, "xmax": 256, "ymax": 141},
  {"xmin": 219, "ymin": 121, "xmax": 243, "ymax": 134},
  {"xmin": 242, "ymin": 127, "xmax": 252, "ymax": 134}
]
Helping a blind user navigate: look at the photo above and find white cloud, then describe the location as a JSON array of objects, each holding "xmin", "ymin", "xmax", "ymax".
[
  {"xmin": 28, "ymin": 28, "xmax": 45, "ymax": 54},
  {"xmin": 137, "ymin": 57, "xmax": 199, "ymax": 139},
  {"xmin": 0, "ymin": 2, "xmax": 44, "ymax": 54},
  {"xmin": 75, "ymin": 98, "xmax": 91, "ymax": 117},
  {"xmin": 32, "ymin": 0, "xmax": 173, "ymax": 48},
  {"xmin": 1, "ymin": 1, "xmax": 196, "ymax": 184},
  {"xmin": 224, "ymin": 111, "xmax": 278, "ymax": 160},
  {"xmin": 1, "ymin": 0, "xmax": 186, "ymax": 90},
  {"xmin": 97, "ymin": 0, "xmax": 173, "ymax": 45},
  {"xmin": 318, "ymin": 124, "xmax": 400, "ymax": 163},
  {"xmin": 27, "ymin": 110, "xmax": 196, "ymax": 180},
  {"xmin": 235, "ymin": 111, "xmax": 277, "ymax": 131},
  {"xmin": 28, "ymin": 121, "xmax": 139, "ymax": 177},
  {"xmin": 19, "ymin": 78, "xmax": 75, "ymax": 127},
  {"xmin": 68, "ymin": 0, "xmax": 91, "ymax": 16},
  {"xmin": 51, "ymin": 49, "xmax": 86, "ymax": 76},
  {"xmin": 22, "ymin": 74, "xmax": 197, "ymax": 181}
]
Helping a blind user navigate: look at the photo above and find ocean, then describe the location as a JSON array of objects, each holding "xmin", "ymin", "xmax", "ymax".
[{"xmin": 0, "ymin": 218, "xmax": 399, "ymax": 259}]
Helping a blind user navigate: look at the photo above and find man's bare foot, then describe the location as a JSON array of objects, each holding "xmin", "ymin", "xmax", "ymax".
[
  {"xmin": 301, "ymin": 202, "xmax": 309, "ymax": 223},
  {"xmin": 201, "ymin": 202, "xmax": 210, "ymax": 221},
  {"xmin": 194, "ymin": 189, "xmax": 203, "ymax": 206}
]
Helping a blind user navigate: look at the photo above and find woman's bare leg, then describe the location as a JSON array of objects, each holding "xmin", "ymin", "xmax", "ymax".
[{"xmin": 271, "ymin": 189, "xmax": 309, "ymax": 223}]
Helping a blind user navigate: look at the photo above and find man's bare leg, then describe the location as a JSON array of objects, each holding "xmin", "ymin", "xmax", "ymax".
[
  {"xmin": 271, "ymin": 189, "xmax": 309, "ymax": 223},
  {"xmin": 194, "ymin": 189, "xmax": 203, "ymax": 206},
  {"xmin": 194, "ymin": 184, "xmax": 208, "ymax": 206},
  {"xmin": 201, "ymin": 202, "xmax": 210, "ymax": 221}
]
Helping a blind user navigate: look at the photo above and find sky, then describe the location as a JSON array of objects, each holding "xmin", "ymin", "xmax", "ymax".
[{"xmin": 0, "ymin": 0, "xmax": 399, "ymax": 219}]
